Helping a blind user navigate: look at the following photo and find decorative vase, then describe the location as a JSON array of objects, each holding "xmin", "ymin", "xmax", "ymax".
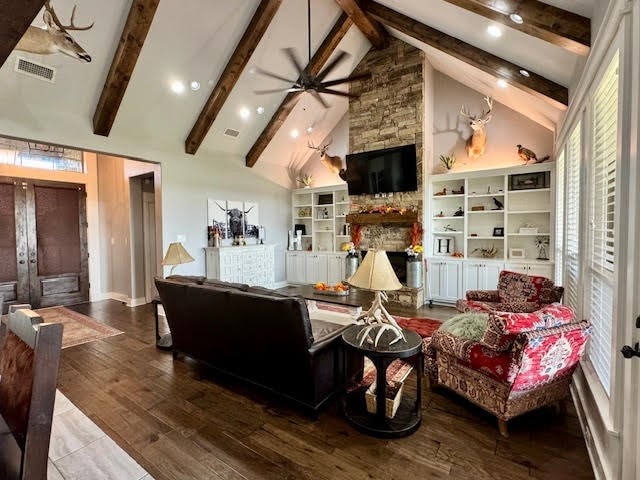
[
  {"xmin": 406, "ymin": 257, "xmax": 423, "ymax": 288},
  {"xmin": 345, "ymin": 254, "xmax": 359, "ymax": 280}
]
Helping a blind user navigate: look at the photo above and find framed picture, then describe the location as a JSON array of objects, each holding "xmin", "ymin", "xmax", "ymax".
[
  {"xmin": 492, "ymin": 227, "xmax": 504, "ymax": 237},
  {"xmin": 434, "ymin": 236, "xmax": 455, "ymax": 255},
  {"xmin": 509, "ymin": 248, "xmax": 525, "ymax": 259},
  {"xmin": 509, "ymin": 171, "xmax": 550, "ymax": 190}
]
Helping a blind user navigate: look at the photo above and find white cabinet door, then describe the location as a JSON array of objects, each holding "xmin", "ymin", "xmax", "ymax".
[
  {"xmin": 305, "ymin": 254, "xmax": 328, "ymax": 284},
  {"xmin": 327, "ymin": 254, "xmax": 345, "ymax": 284},
  {"xmin": 286, "ymin": 253, "xmax": 307, "ymax": 284},
  {"xmin": 505, "ymin": 262, "xmax": 553, "ymax": 280},
  {"xmin": 428, "ymin": 259, "xmax": 462, "ymax": 302},
  {"xmin": 463, "ymin": 262, "xmax": 482, "ymax": 292},
  {"xmin": 482, "ymin": 263, "xmax": 503, "ymax": 289},
  {"xmin": 505, "ymin": 263, "xmax": 529, "ymax": 275},
  {"xmin": 525, "ymin": 263, "xmax": 554, "ymax": 279}
]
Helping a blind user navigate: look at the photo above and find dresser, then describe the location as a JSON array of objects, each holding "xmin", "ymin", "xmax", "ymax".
[{"xmin": 205, "ymin": 245, "xmax": 275, "ymax": 288}]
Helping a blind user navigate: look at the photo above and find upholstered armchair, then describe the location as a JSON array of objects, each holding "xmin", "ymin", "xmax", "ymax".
[
  {"xmin": 457, "ymin": 270, "xmax": 564, "ymax": 314},
  {"xmin": 430, "ymin": 303, "xmax": 591, "ymax": 437}
]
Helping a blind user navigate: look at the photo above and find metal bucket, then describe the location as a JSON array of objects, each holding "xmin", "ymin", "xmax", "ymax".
[
  {"xmin": 406, "ymin": 259, "xmax": 423, "ymax": 288},
  {"xmin": 345, "ymin": 255, "xmax": 359, "ymax": 280}
]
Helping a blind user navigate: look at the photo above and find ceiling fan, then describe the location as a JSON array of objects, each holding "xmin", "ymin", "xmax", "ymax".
[{"xmin": 254, "ymin": 0, "xmax": 371, "ymax": 108}]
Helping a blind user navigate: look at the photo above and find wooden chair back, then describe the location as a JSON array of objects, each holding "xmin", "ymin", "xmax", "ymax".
[{"xmin": 0, "ymin": 307, "xmax": 63, "ymax": 480}]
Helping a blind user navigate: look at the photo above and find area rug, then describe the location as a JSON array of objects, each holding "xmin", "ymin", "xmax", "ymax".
[{"xmin": 35, "ymin": 306, "xmax": 123, "ymax": 349}]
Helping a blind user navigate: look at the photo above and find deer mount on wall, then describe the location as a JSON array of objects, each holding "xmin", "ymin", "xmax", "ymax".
[
  {"xmin": 307, "ymin": 139, "xmax": 347, "ymax": 180},
  {"xmin": 15, "ymin": 1, "xmax": 94, "ymax": 63},
  {"xmin": 460, "ymin": 96, "xmax": 493, "ymax": 159}
]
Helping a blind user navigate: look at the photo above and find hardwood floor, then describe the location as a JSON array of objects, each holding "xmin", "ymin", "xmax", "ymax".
[{"xmin": 58, "ymin": 300, "xmax": 594, "ymax": 480}]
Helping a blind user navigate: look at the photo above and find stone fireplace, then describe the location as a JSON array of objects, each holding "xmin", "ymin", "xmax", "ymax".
[
  {"xmin": 347, "ymin": 38, "xmax": 425, "ymax": 309},
  {"xmin": 363, "ymin": 250, "xmax": 407, "ymax": 284}
]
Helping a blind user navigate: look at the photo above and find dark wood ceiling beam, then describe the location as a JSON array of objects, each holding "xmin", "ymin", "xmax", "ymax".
[
  {"xmin": 334, "ymin": 0, "xmax": 388, "ymax": 49},
  {"xmin": 0, "ymin": 0, "xmax": 46, "ymax": 69},
  {"xmin": 246, "ymin": 13, "xmax": 353, "ymax": 168},
  {"xmin": 441, "ymin": 0, "xmax": 590, "ymax": 56},
  {"xmin": 93, "ymin": 0, "xmax": 160, "ymax": 137},
  {"xmin": 185, "ymin": 0, "xmax": 283, "ymax": 155},
  {"xmin": 366, "ymin": 1, "xmax": 568, "ymax": 107}
]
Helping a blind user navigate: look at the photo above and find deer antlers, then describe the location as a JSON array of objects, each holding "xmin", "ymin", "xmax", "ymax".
[
  {"xmin": 460, "ymin": 96, "xmax": 493, "ymax": 122},
  {"xmin": 44, "ymin": 1, "xmax": 94, "ymax": 31},
  {"xmin": 307, "ymin": 138, "xmax": 332, "ymax": 154}
]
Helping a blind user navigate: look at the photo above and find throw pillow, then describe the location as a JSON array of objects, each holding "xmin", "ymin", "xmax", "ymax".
[{"xmin": 439, "ymin": 312, "xmax": 489, "ymax": 341}]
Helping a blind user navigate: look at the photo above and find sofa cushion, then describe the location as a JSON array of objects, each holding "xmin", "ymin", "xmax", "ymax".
[
  {"xmin": 202, "ymin": 279, "xmax": 250, "ymax": 291},
  {"xmin": 497, "ymin": 270, "xmax": 555, "ymax": 304},
  {"xmin": 480, "ymin": 303, "xmax": 576, "ymax": 351}
]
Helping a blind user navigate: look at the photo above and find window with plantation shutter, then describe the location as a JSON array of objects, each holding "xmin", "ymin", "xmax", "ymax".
[
  {"xmin": 565, "ymin": 123, "xmax": 581, "ymax": 314},
  {"xmin": 555, "ymin": 149, "xmax": 565, "ymax": 284},
  {"xmin": 587, "ymin": 52, "xmax": 619, "ymax": 395}
]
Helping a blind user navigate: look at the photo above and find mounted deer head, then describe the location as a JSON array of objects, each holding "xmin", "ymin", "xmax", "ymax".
[
  {"xmin": 308, "ymin": 138, "xmax": 346, "ymax": 179},
  {"xmin": 460, "ymin": 96, "xmax": 493, "ymax": 159},
  {"xmin": 15, "ymin": 1, "xmax": 94, "ymax": 63}
]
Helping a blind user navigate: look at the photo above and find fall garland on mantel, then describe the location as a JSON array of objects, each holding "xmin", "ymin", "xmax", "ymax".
[{"xmin": 354, "ymin": 205, "xmax": 418, "ymax": 215}]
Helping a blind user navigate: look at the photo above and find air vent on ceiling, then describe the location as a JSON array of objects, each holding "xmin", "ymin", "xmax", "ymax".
[
  {"xmin": 224, "ymin": 128, "xmax": 240, "ymax": 138},
  {"xmin": 15, "ymin": 57, "xmax": 56, "ymax": 83}
]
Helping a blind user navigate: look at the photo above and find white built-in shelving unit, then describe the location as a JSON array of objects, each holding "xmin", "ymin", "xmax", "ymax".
[{"xmin": 427, "ymin": 164, "xmax": 555, "ymax": 305}]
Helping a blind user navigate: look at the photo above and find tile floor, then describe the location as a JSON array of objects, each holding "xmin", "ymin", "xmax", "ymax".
[{"xmin": 48, "ymin": 390, "xmax": 153, "ymax": 480}]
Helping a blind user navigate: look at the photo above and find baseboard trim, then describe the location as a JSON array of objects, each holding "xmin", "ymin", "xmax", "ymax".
[
  {"xmin": 104, "ymin": 293, "xmax": 148, "ymax": 308},
  {"xmin": 570, "ymin": 375, "xmax": 611, "ymax": 480},
  {"xmin": 128, "ymin": 297, "xmax": 147, "ymax": 307}
]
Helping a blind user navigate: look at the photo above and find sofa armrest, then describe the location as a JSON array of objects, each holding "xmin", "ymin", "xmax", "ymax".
[
  {"xmin": 466, "ymin": 290, "xmax": 500, "ymax": 302},
  {"xmin": 308, "ymin": 321, "xmax": 350, "ymax": 353}
]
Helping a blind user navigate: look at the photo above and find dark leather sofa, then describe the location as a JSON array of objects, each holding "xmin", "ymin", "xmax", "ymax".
[{"xmin": 155, "ymin": 276, "xmax": 361, "ymax": 414}]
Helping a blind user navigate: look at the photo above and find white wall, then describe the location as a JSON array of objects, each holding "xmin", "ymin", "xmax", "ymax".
[
  {"xmin": 298, "ymin": 113, "xmax": 349, "ymax": 188},
  {"xmin": 432, "ymin": 72, "xmax": 554, "ymax": 174},
  {"xmin": 161, "ymin": 153, "xmax": 290, "ymax": 282}
]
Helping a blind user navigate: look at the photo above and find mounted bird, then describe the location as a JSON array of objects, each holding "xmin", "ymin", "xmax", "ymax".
[{"xmin": 517, "ymin": 145, "xmax": 550, "ymax": 164}]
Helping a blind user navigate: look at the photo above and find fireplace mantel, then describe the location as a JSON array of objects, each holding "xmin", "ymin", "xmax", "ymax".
[{"xmin": 346, "ymin": 212, "xmax": 418, "ymax": 226}]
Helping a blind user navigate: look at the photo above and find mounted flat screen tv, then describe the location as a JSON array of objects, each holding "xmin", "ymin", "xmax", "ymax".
[{"xmin": 345, "ymin": 144, "xmax": 417, "ymax": 195}]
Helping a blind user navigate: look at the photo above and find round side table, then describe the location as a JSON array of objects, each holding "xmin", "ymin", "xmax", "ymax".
[{"xmin": 342, "ymin": 325, "xmax": 423, "ymax": 438}]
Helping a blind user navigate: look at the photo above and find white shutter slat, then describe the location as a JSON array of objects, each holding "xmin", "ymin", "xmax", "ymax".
[{"xmin": 587, "ymin": 51, "xmax": 619, "ymax": 395}]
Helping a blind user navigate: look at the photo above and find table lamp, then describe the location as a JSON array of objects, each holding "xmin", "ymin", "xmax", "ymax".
[
  {"xmin": 162, "ymin": 242, "xmax": 195, "ymax": 276},
  {"xmin": 348, "ymin": 249, "xmax": 406, "ymax": 347}
]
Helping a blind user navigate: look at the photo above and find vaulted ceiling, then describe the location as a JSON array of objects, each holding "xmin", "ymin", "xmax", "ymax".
[{"xmin": 0, "ymin": 0, "xmax": 595, "ymax": 182}]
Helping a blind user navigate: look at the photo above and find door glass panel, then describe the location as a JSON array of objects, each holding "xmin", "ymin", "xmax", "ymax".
[
  {"xmin": 34, "ymin": 186, "xmax": 80, "ymax": 276},
  {"xmin": 0, "ymin": 183, "xmax": 17, "ymax": 282}
]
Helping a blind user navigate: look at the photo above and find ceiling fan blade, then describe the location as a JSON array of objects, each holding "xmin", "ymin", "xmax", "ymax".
[
  {"xmin": 254, "ymin": 87, "xmax": 302, "ymax": 95},
  {"xmin": 254, "ymin": 67, "xmax": 297, "ymax": 85},
  {"xmin": 283, "ymin": 47, "xmax": 305, "ymax": 76},
  {"xmin": 316, "ymin": 87, "xmax": 359, "ymax": 98},
  {"xmin": 316, "ymin": 50, "xmax": 349, "ymax": 82},
  {"xmin": 321, "ymin": 72, "xmax": 372, "ymax": 88},
  {"xmin": 309, "ymin": 90, "xmax": 330, "ymax": 108}
]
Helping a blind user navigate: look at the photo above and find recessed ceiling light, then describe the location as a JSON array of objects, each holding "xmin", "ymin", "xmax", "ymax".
[
  {"xmin": 306, "ymin": 126, "xmax": 313, "ymax": 134},
  {"xmin": 248, "ymin": 67, "xmax": 257, "ymax": 74},
  {"xmin": 290, "ymin": 129, "xmax": 300, "ymax": 139},
  {"xmin": 497, "ymin": 78, "xmax": 508, "ymax": 88},
  {"xmin": 510, "ymin": 13, "xmax": 524, "ymax": 24},
  {"xmin": 256, "ymin": 106, "xmax": 265, "ymax": 114},
  {"xmin": 170, "ymin": 80, "xmax": 186, "ymax": 95},
  {"xmin": 239, "ymin": 107, "xmax": 251, "ymax": 120},
  {"xmin": 487, "ymin": 25, "xmax": 503, "ymax": 38},
  {"xmin": 519, "ymin": 69, "xmax": 530, "ymax": 77},
  {"xmin": 190, "ymin": 81, "xmax": 201, "ymax": 91}
]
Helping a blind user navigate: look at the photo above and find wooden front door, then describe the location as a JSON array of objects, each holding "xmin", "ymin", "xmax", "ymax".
[{"xmin": 0, "ymin": 178, "xmax": 89, "ymax": 312}]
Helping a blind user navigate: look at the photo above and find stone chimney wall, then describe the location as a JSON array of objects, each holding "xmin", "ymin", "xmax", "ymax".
[{"xmin": 348, "ymin": 38, "xmax": 424, "ymax": 252}]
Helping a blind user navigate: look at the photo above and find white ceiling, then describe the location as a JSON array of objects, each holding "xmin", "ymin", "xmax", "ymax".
[{"xmin": 0, "ymin": 0, "xmax": 595, "ymax": 182}]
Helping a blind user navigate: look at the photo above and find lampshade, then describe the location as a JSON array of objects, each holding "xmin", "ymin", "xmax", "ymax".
[
  {"xmin": 162, "ymin": 242, "xmax": 195, "ymax": 268},
  {"xmin": 348, "ymin": 249, "xmax": 402, "ymax": 291}
]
